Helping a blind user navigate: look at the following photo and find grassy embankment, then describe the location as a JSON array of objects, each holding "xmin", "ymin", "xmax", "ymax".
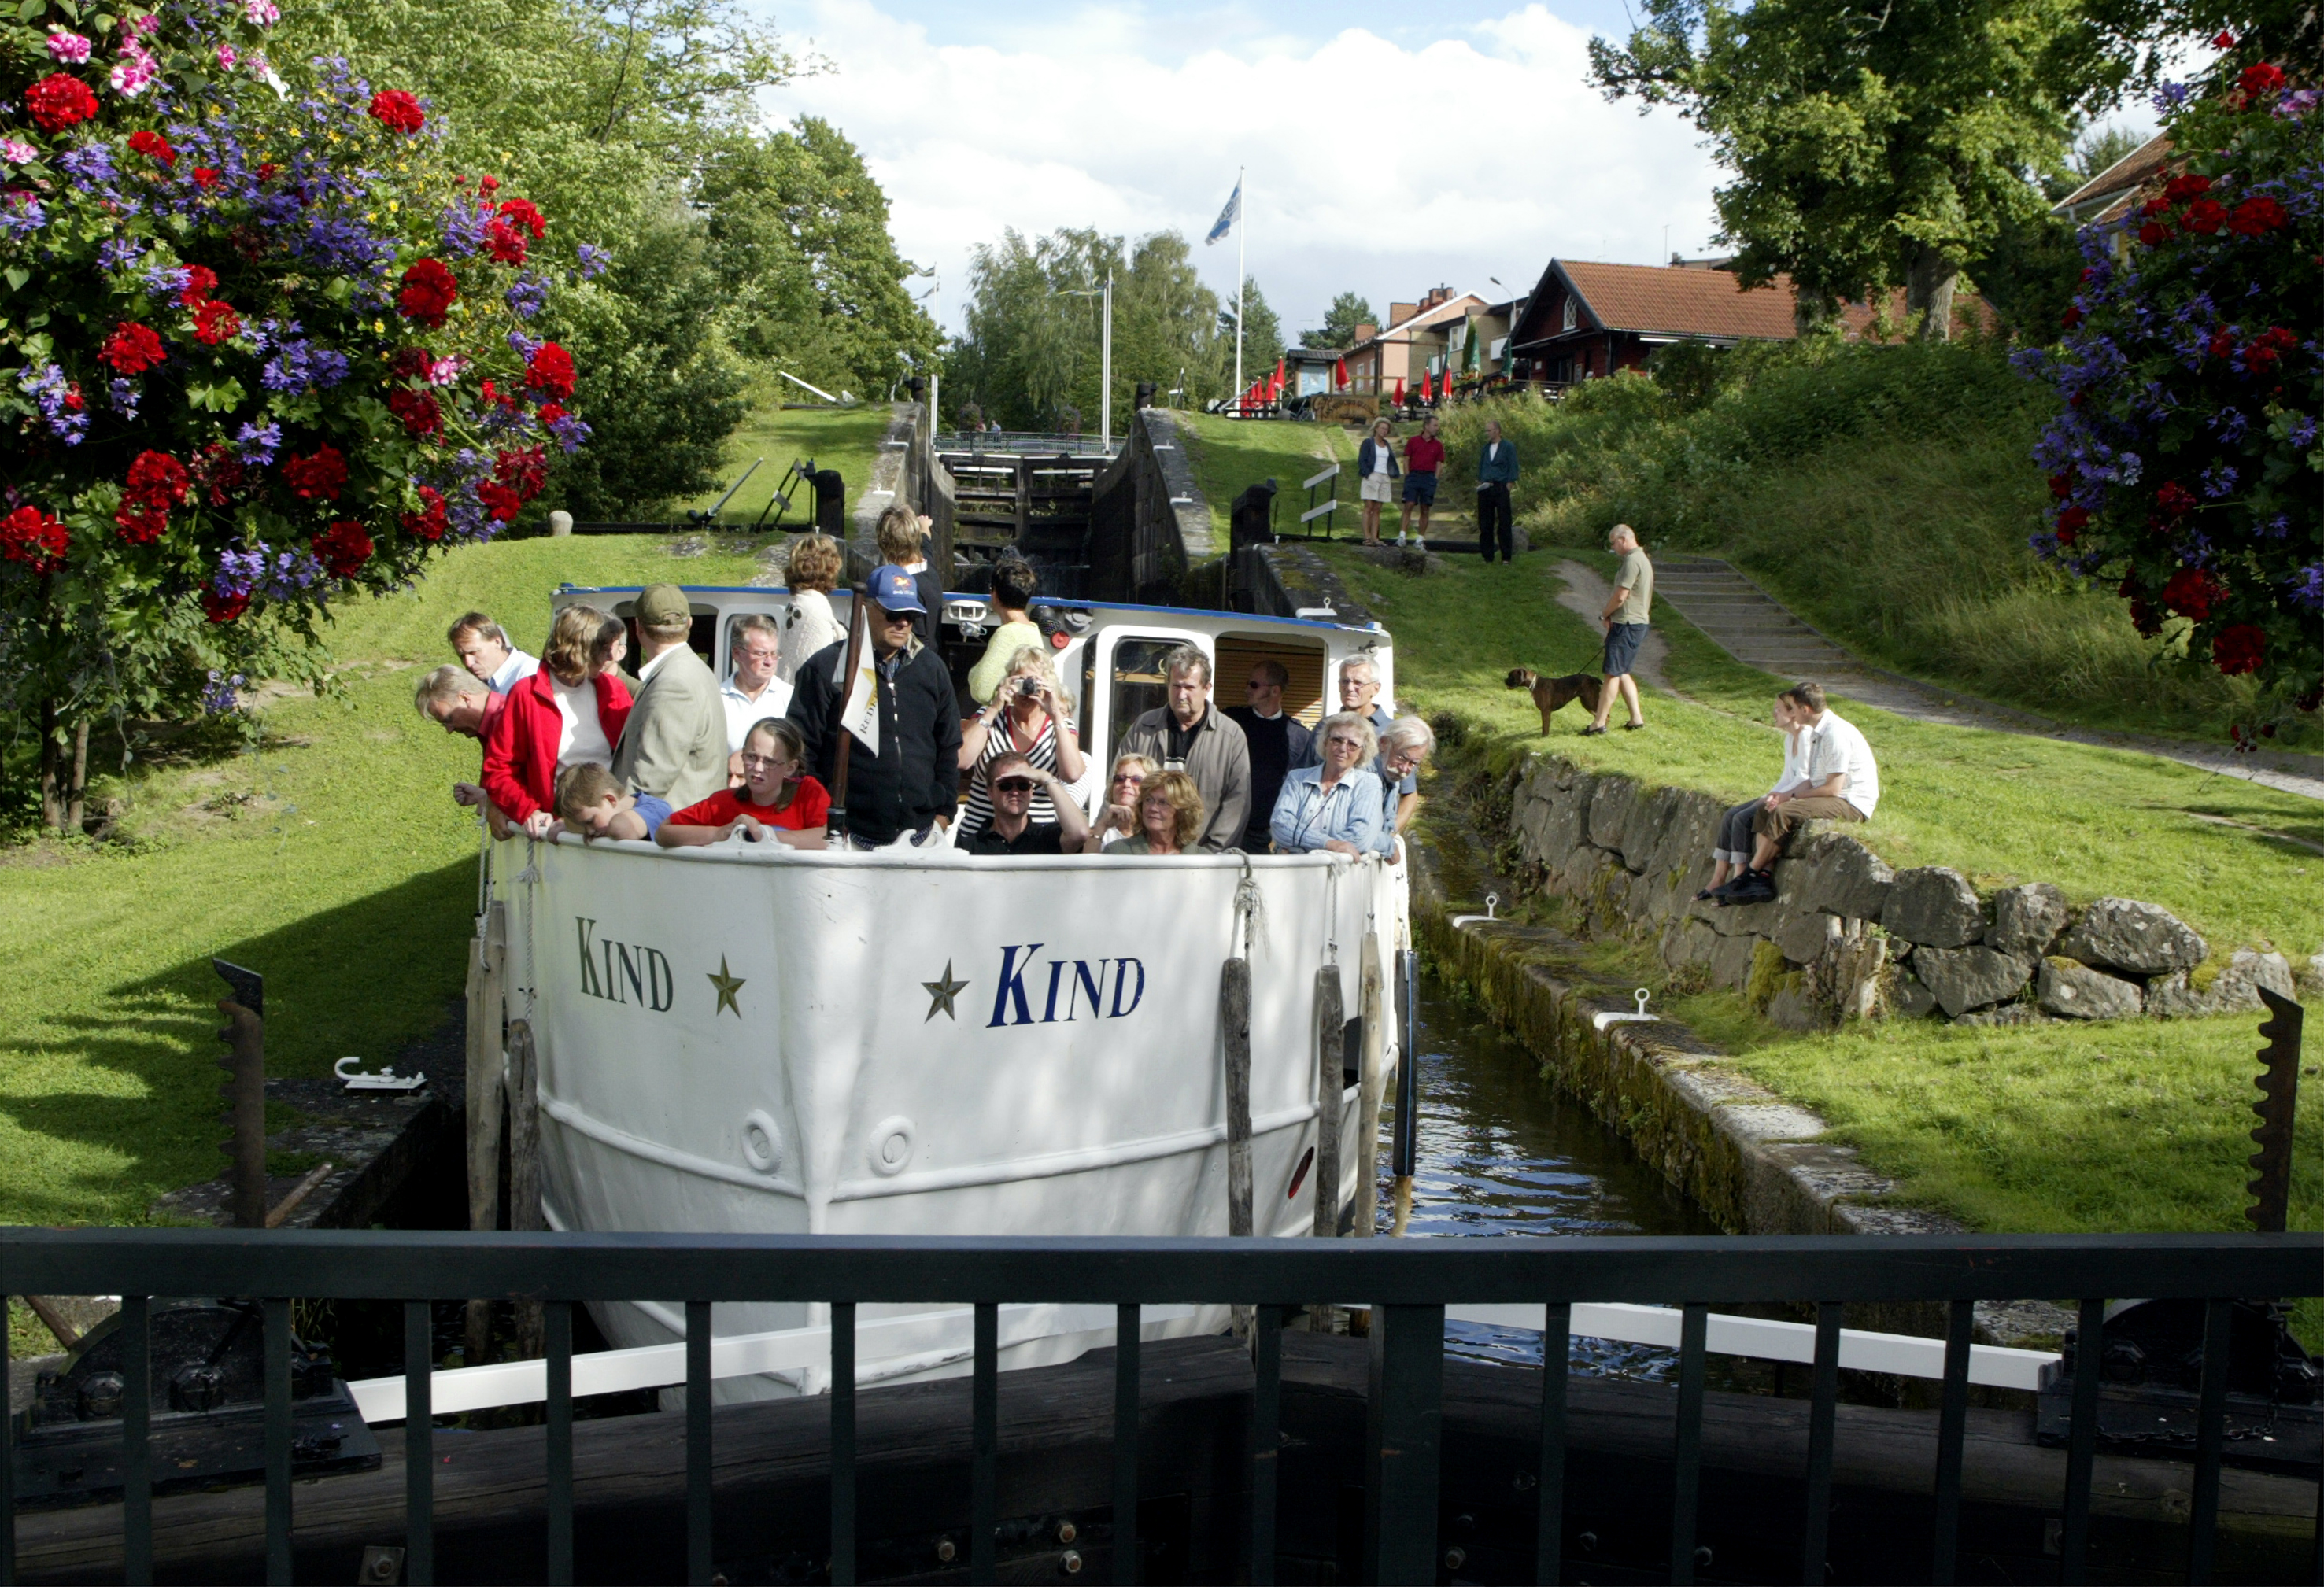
[
  {"xmin": 1325, "ymin": 540, "xmax": 2322, "ymax": 1245},
  {"xmin": 1170, "ymin": 410, "xmax": 1357, "ymax": 555},
  {"xmin": 0, "ymin": 535, "xmax": 760, "ymax": 1239},
  {"xmin": 677, "ymin": 400, "xmax": 896, "ymax": 529},
  {"xmin": 1431, "ymin": 341, "xmax": 2310, "ymax": 747}
]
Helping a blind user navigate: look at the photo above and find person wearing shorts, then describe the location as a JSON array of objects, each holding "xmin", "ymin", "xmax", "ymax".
[
  {"xmin": 1586, "ymin": 523, "xmax": 1653, "ymax": 735},
  {"xmin": 1398, "ymin": 414, "xmax": 1443, "ymax": 546},
  {"xmin": 1356, "ymin": 417, "xmax": 1399, "ymax": 547}
]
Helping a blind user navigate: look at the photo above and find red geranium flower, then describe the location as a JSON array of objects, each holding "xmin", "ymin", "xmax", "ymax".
[
  {"xmin": 256, "ymin": 162, "xmax": 279, "ymax": 182},
  {"xmin": 2154, "ymin": 481, "xmax": 2200, "ymax": 518},
  {"xmin": 397, "ymin": 257, "xmax": 458, "ymax": 328},
  {"xmin": 477, "ymin": 481, "xmax": 523, "ymax": 522},
  {"xmin": 2138, "ymin": 220, "xmax": 2172, "ymax": 247},
  {"xmin": 193, "ymin": 299, "xmax": 241, "ymax": 345},
  {"xmin": 2212, "ymin": 29, "xmax": 2236, "ymax": 46},
  {"xmin": 401, "ymin": 485, "xmax": 448, "ymax": 541},
  {"xmin": 2208, "ymin": 327, "xmax": 2237, "ymax": 359},
  {"xmin": 192, "ymin": 443, "xmax": 246, "ymax": 507},
  {"xmin": 478, "ymin": 175, "xmax": 500, "ymax": 194},
  {"xmin": 281, "ymin": 445, "xmax": 349, "ymax": 502},
  {"xmin": 2054, "ymin": 506, "xmax": 2089, "ymax": 535},
  {"xmin": 2140, "ymin": 195, "xmax": 2171, "ymax": 217},
  {"xmin": 0, "ymin": 504, "xmax": 68, "ymax": 573},
  {"xmin": 202, "ymin": 589, "xmax": 249, "ymax": 624},
  {"xmin": 129, "ymin": 129, "xmax": 177, "ymax": 168},
  {"xmin": 2061, "ymin": 304, "xmax": 2083, "ymax": 329},
  {"xmin": 2244, "ymin": 326, "xmax": 2296, "ymax": 375},
  {"xmin": 495, "ymin": 445, "xmax": 548, "ymax": 504},
  {"xmin": 496, "ymin": 197, "xmax": 546, "ymax": 238},
  {"xmin": 191, "ymin": 167, "xmax": 220, "ymax": 190},
  {"xmin": 179, "ymin": 264, "xmax": 218, "ymax": 304},
  {"xmin": 2238, "ymin": 62, "xmax": 2286, "ymax": 99},
  {"xmin": 2049, "ymin": 470, "xmax": 2075, "ymax": 499},
  {"xmin": 2228, "ymin": 195, "xmax": 2288, "ymax": 235},
  {"xmin": 312, "ymin": 520, "xmax": 374, "ymax": 578},
  {"xmin": 390, "ymin": 345, "xmax": 433, "ymax": 380},
  {"xmin": 113, "ymin": 501, "xmax": 168, "ymax": 544},
  {"xmin": 99, "ymin": 321, "xmax": 167, "ymax": 375},
  {"xmin": 388, "ymin": 386, "xmax": 442, "ymax": 437},
  {"xmin": 368, "ymin": 89, "xmax": 425, "ymax": 133},
  {"xmin": 126, "ymin": 449, "xmax": 190, "ymax": 508},
  {"xmin": 538, "ymin": 402, "xmax": 568, "ymax": 425},
  {"xmin": 26, "ymin": 73, "xmax": 98, "ymax": 132},
  {"xmin": 485, "ymin": 217, "xmax": 528, "ymax": 264},
  {"xmin": 2163, "ymin": 173, "xmax": 2211, "ymax": 203},
  {"xmin": 2212, "ymin": 623, "xmax": 2266, "ymax": 676},
  {"xmin": 524, "ymin": 341, "xmax": 576, "ymax": 400},
  {"xmin": 2162, "ymin": 565, "xmax": 2226, "ymax": 618},
  {"xmin": 2181, "ymin": 197, "xmax": 2228, "ymax": 234}
]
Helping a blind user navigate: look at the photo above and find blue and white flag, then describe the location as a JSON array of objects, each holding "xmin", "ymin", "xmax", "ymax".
[{"xmin": 1205, "ymin": 180, "xmax": 1240, "ymax": 245}]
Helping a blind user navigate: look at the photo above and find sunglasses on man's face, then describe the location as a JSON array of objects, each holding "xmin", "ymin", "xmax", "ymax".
[{"xmin": 993, "ymin": 777, "xmax": 1037, "ymax": 795}]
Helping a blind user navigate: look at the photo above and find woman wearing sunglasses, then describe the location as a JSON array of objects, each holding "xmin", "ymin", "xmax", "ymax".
[
  {"xmin": 1269, "ymin": 712, "xmax": 1388, "ymax": 857},
  {"xmin": 957, "ymin": 647, "xmax": 1086, "ymax": 840},
  {"xmin": 1085, "ymin": 753, "xmax": 1158, "ymax": 849}
]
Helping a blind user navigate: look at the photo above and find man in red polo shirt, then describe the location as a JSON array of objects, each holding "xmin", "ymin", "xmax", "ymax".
[{"xmin": 1397, "ymin": 413, "xmax": 1444, "ymax": 548}]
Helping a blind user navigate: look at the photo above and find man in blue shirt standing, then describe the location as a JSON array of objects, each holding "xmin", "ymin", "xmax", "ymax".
[{"xmin": 1476, "ymin": 419, "xmax": 1518, "ymax": 563}]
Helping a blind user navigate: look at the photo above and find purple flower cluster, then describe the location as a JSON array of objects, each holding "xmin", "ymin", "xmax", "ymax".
[
  {"xmin": 576, "ymin": 243, "xmax": 608, "ymax": 279},
  {"xmin": 235, "ymin": 419, "xmax": 281, "ymax": 464},
  {"xmin": 212, "ymin": 542, "xmax": 322, "ymax": 600},
  {"xmin": 200, "ymin": 670, "xmax": 246, "ymax": 714},
  {"xmin": 18, "ymin": 361, "xmax": 87, "ymax": 445},
  {"xmin": 506, "ymin": 275, "xmax": 548, "ymax": 319},
  {"xmin": 0, "ymin": 191, "xmax": 46, "ymax": 238},
  {"xmin": 545, "ymin": 410, "xmax": 590, "ymax": 453}
]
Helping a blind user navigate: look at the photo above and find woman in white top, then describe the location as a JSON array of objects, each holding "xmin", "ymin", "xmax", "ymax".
[
  {"xmin": 1698, "ymin": 693, "xmax": 1807, "ymax": 899},
  {"xmin": 956, "ymin": 647, "xmax": 1088, "ymax": 839},
  {"xmin": 1355, "ymin": 417, "xmax": 1400, "ymax": 547},
  {"xmin": 776, "ymin": 532, "xmax": 848, "ymax": 682}
]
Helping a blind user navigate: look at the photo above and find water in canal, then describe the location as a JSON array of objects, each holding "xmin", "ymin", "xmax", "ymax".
[{"xmin": 1385, "ymin": 973, "xmax": 1723, "ymax": 1379}]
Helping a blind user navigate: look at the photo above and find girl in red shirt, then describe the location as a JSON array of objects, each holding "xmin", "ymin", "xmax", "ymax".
[{"xmin": 658, "ymin": 718, "xmax": 829, "ymax": 849}]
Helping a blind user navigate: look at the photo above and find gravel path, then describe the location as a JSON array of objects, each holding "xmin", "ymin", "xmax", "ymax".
[{"xmin": 1643, "ymin": 554, "xmax": 2324, "ymax": 805}]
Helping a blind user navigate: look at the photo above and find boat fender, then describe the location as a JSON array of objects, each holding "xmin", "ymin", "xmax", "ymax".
[{"xmin": 739, "ymin": 1110, "xmax": 785, "ymax": 1175}]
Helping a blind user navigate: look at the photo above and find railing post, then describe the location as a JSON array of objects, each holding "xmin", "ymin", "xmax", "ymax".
[
  {"xmin": 545, "ymin": 1301, "xmax": 573, "ymax": 1587},
  {"xmin": 686, "ymin": 1300, "xmax": 713, "ymax": 1587},
  {"xmin": 122, "ymin": 1295, "xmax": 152, "ymax": 1586},
  {"xmin": 2059, "ymin": 1297, "xmax": 2105, "ymax": 1584},
  {"xmin": 831, "ymin": 1302, "xmax": 856, "ymax": 1587},
  {"xmin": 405, "ymin": 1300, "xmax": 434, "ymax": 1585},
  {"xmin": 1249, "ymin": 1305, "xmax": 1282, "ymax": 1585},
  {"xmin": 1363, "ymin": 1302, "xmax": 1444, "ymax": 1585},
  {"xmin": 2186, "ymin": 1298, "xmax": 2233, "ymax": 1585},
  {"xmin": 1800, "ymin": 1302, "xmax": 1841, "ymax": 1585},
  {"xmin": 2, "ymin": 1289, "xmax": 13, "ymax": 1587},
  {"xmin": 973, "ymin": 1302, "xmax": 999, "ymax": 1585},
  {"xmin": 1114, "ymin": 1304, "xmax": 1140, "ymax": 1586},
  {"xmin": 1670, "ymin": 1302, "xmax": 1708, "ymax": 1585},
  {"xmin": 1930, "ymin": 1297, "xmax": 1974, "ymax": 1585},
  {"xmin": 1535, "ymin": 1302, "xmax": 1570, "ymax": 1587}
]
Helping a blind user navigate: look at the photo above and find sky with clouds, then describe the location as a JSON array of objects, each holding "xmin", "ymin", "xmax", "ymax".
[{"xmin": 753, "ymin": 2, "xmax": 2160, "ymax": 342}]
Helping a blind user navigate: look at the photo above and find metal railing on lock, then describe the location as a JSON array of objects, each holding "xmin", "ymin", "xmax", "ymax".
[{"xmin": 4, "ymin": 1227, "xmax": 2322, "ymax": 1587}]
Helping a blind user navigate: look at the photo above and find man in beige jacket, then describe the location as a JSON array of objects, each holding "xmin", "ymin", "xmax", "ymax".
[{"xmin": 611, "ymin": 584, "xmax": 729, "ymax": 814}]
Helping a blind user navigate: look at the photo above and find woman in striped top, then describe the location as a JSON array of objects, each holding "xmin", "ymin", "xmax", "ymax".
[{"xmin": 956, "ymin": 645, "xmax": 1088, "ymax": 840}]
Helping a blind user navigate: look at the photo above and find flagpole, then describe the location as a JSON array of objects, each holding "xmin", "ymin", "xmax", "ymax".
[{"xmin": 1234, "ymin": 165, "xmax": 1246, "ymax": 401}]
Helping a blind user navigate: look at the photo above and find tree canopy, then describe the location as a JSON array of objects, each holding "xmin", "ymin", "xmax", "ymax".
[
  {"xmin": 1219, "ymin": 278, "xmax": 1285, "ymax": 385},
  {"xmin": 1299, "ymin": 291, "xmax": 1377, "ymax": 349},
  {"xmin": 1590, "ymin": 0, "xmax": 2098, "ymax": 338}
]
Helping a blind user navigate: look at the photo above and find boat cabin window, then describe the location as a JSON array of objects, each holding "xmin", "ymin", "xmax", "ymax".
[
  {"xmin": 608, "ymin": 599, "xmax": 717, "ymax": 680},
  {"xmin": 1106, "ymin": 636, "xmax": 1210, "ymax": 765},
  {"xmin": 1215, "ymin": 636, "xmax": 1327, "ymax": 727}
]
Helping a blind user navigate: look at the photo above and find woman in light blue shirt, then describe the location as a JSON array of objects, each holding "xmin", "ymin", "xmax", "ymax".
[{"xmin": 1271, "ymin": 712, "xmax": 1388, "ymax": 855}]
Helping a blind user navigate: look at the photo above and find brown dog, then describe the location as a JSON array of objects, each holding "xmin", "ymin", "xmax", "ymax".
[{"xmin": 1506, "ymin": 668, "xmax": 1604, "ymax": 735}]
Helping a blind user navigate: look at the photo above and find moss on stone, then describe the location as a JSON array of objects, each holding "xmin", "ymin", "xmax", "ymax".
[{"xmin": 1746, "ymin": 939, "xmax": 1790, "ymax": 1013}]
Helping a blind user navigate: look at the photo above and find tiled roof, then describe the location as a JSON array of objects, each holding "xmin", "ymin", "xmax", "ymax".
[
  {"xmin": 1558, "ymin": 260, "xmax": 1799, "ymax": 340},
  {"xmin": 2053, "ymin": 132, "xmax": 2174, "ymax": 224}
]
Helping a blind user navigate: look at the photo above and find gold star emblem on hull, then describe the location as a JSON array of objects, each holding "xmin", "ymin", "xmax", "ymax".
[
  {"xmin": 922, "ymin": 960, "xmax": 968, "ymax": 1021},
  {"xmin": 708, "ymin": 956, "xmax": 745, "ymax": 1017}
]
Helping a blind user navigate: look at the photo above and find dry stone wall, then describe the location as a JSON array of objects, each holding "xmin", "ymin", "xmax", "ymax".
[{"xmin": 1499, "ymin": 752, "xmax": 2314, "ymax": 1030}]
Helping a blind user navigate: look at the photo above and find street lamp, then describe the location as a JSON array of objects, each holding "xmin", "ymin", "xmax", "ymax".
[{"xmin": 1051, "ymin": 271, "xmax": 1114, "ymax": 452}]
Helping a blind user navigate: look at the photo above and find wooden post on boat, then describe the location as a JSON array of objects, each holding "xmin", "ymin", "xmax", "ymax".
[
  {"xmin": 466, "ymin": 900, "xmax": 508, "ymax": 1367},
  {"xmin": 1390, "ymin": 948, "xmax": 1419, "ymax": 1236},
  {"xmin": 1355, "ymin": 937, "xmax": 1386, "ymax": 1239},
  {"xmin": 506, "ymin": 1017, "xmax": 544, "ymax": 1360},
  {"xmin": 1221, "ymin": 958, "xmax": 1253, "ymax": 1238},
  {"xmin": 1313, "ymin": 966, "xmax": 1343, "ymax": 1238},
  {"xmin": 212, "ymin": 960, "xmax": 268, "ymax": 1231}
]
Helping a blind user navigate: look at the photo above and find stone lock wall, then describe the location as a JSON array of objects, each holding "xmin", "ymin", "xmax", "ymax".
[{"xmin": 1498, "ymin": 753, "xmax": 2311, "ymax": 1029}]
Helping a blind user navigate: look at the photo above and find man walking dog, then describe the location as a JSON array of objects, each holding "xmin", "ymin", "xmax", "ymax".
[{"xmin": 1585, "ymin": 524, "xmax": 1651, "ymax": 736}]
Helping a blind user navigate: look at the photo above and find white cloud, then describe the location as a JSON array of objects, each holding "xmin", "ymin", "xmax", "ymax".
[{"xmin": 760, "ymin": 2, "xmax": 1727, "ymax": 338}]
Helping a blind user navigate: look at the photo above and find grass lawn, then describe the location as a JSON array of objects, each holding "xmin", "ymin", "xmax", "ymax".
[
  {"xmin": 677, "ymin": 398, "xmax": 897, "ymax": 528},
  {"xmin": 1365, "ymin": 541, "xmax": 2322, "ymax": 1266},
  {"xmin": 0, "ymin": 535, "xmax": 758, "ymax": 1229},
  {"xmin": 1171, "ymin": 412, "xmax": 1358, "ymax": 553}
]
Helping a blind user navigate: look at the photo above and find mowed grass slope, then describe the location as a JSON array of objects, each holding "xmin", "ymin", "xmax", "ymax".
[
  {"xmin": 1358, "ymin": 542, "xmax": 2322, "ymax": 1249},
  {"xmin": 0, "ymin": 535, "xmax": 758, "ymax": 1227},
  {"xmin": 678, "ymin": 400, "xmax": 896, "ymax": 528},
  {"xmin": 1172, "ymin": 412, "xmax": 1357, "ymax": 552}
]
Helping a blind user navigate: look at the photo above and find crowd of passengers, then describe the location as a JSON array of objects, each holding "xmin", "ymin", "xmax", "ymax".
[{"xmin": 415, "ymin": 506, "xmax": 1436, "ymax": 860}]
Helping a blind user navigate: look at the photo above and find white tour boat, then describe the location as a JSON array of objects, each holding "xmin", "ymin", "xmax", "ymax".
[{"xmin": 478, "ymin": 582, "xmax": 1413, "ymax": 1399}]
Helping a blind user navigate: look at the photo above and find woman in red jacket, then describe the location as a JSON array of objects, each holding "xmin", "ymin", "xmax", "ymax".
[{"xmin": 481, "ymin": 604, "xmax": 634, "ymax": 838}]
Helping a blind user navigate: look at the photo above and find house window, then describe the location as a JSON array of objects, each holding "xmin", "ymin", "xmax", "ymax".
[{"xmin": 1561, "ymin": 297, "xmax": 1577, "ymax": 334}]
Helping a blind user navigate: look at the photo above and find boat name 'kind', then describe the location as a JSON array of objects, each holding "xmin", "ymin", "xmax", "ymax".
[
  {"xmin": 989, "ymin": 943, "xmax": 1144, "ymax": 1028},
  {"xmin": 575, "ymin": 917, "xmax": 676, "ymax": 1011}
]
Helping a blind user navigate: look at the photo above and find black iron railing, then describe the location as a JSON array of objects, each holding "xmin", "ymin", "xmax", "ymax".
[{"xmin": 5, "ymin": 1228, "xmax": 2321, "ymax": 1586}]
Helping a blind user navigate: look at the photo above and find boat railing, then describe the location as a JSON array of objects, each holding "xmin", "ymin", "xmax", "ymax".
[{"xmin": 7, "ymin": 1227, "xmax": 2316, "ymax": 1585}]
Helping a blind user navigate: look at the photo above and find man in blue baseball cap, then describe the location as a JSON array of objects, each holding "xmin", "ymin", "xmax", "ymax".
[{"xmin": 787, "ymin": 564, "xmax": 962, "ymax": 846}]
